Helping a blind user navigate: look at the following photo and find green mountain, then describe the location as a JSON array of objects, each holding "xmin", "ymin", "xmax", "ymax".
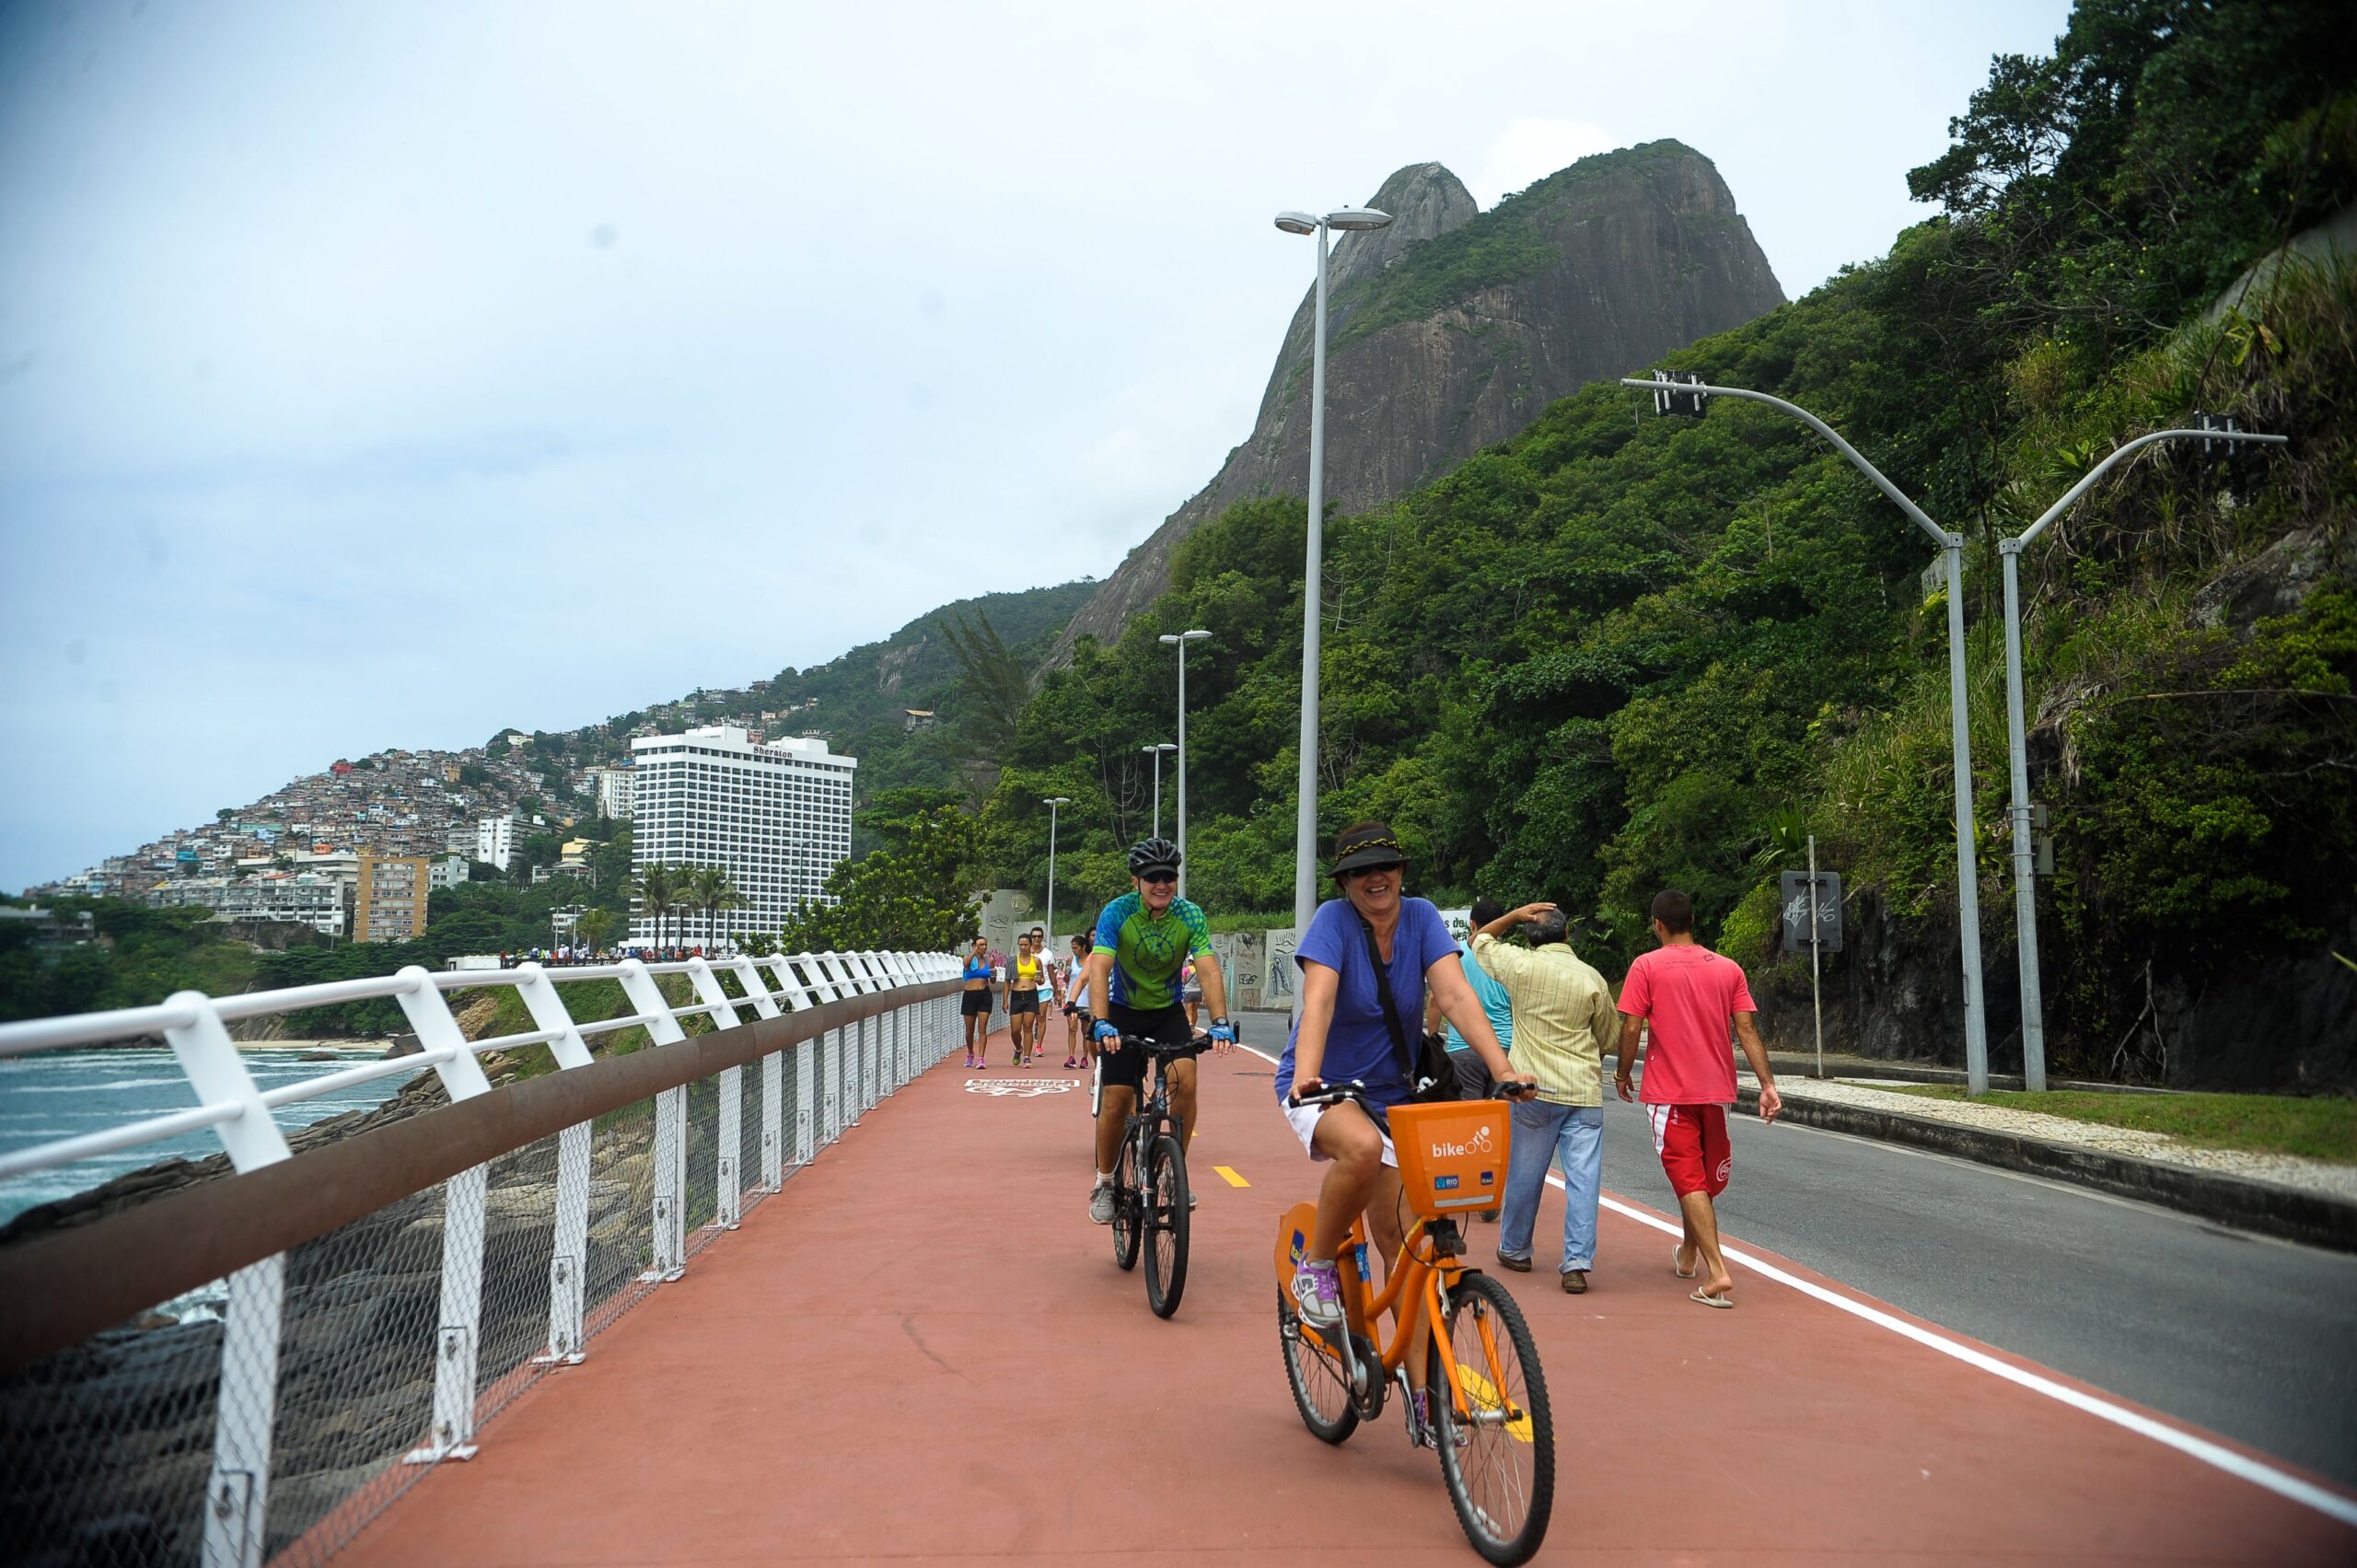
[{"xmin": 972, "ymin": 0, "xmax": 2357, "ymax": 1091}]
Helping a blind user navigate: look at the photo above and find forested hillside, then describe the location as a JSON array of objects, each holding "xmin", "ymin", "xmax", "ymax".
[{"xmin": 957, "ymin": 0, "xmax": 2357, "ymax": 1088}]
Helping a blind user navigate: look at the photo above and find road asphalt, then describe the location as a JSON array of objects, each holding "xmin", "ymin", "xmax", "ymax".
[{"xmin": 1237, "ymin": 1013, "xmax": 2357, "ymax": 1489}]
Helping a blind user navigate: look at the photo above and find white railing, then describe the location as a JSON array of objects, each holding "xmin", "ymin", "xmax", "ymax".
[{"xmin": 0, "ymin": 949, "xmax": 961, "ymax": 1568}]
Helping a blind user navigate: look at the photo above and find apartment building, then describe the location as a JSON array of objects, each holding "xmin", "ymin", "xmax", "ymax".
[
  {"xmin": 628, "ymin": 725, "xmax": 856, "ymax": 946},
  {"xmin": 476, "ymin": 814, "xmax": 517, "ymax": 872},
  {"xmin": 150, "ymin": 875, "xmax": 348, "ymax": 936},
  {"xmin": 354, "ymin": 854, "xmax": 430, "ymax": 942},
  {"xmin": 590, "ymin": 766, "xmax": 633, "ymax": 819},
  {"xmin": 428, "ymin": 854, "xmax": 470, "ymax": 890}
]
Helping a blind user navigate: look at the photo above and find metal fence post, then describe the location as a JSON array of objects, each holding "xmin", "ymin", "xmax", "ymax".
[
  {"xmin": 684, "ymin": 959, "xmax": 743, "ymax": 1230},
  {"xmin": 617, "ymin": 959, "xmax": 690, "ymax": 1280},
  {"xmin": 729, "ymin": 958, "xmax": 785, "ymax": 1191},
  {"xmin": 164, "ymin": 992, "xmax": 293, "ymax": 1568},
  {"xmin": 515, "ymin": 964, "xmax": 596, "ymax": 1365},
  {"xmin": 394, "ymin": 967, "xmax": 497, "ymax": 1464},
  {"xmin": 810, "ymin": 954, "xmax": 852, "ymax": 1135},
  {"xmin": 772, "ymin": 957, "xmax": 820, "ymax": 1166}
]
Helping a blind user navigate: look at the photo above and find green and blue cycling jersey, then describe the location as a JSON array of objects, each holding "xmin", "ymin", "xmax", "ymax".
[{"xmin": 1091, "ymin": 891, "xmax": 1213, "ymax": 1011}]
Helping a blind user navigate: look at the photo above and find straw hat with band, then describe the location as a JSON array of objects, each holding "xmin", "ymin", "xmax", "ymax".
[{"xmin": 1330, "ymin": 823, "xmax": 1409, "ymax": 878}]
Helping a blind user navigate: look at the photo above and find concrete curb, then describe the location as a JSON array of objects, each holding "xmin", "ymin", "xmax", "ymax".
[{"xmin": 1738, "ymin": 1085, "xmax": 2357, "ymax": 1254}]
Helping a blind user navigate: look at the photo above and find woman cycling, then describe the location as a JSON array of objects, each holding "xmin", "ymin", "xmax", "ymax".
[
  {"xmin": 1278, "ymin": 821, "xmax": 1529, "ymax": 1446},
  {"xmin": 960, "ymin": 935, "xmax": 994, "ymax": 1069}
]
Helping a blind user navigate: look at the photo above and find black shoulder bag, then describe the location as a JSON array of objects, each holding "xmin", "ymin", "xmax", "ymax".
[{"xmin": 1359, "ymin": 915, "xmax": 1462, "ymax": 1104}]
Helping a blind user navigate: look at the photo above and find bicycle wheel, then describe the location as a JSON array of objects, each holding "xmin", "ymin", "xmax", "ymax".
[
  {"xmin": 1144, "ymin": 1132, "xmax": 1190, "ymax": 1318},
  {"xmin": 1110, "ymin": 1132, "xmax": 1141, "ymax": 1272},
  {"xmin": 1276, "ymin": 1291, "xmax": 1359, "ymax": 1445},
  {"xmin": 1430, "ymin": 1272, "xmax": 1554, "ymax": 1566}
]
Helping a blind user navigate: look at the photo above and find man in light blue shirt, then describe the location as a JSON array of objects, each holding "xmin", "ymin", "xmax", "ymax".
[{"xmin": 1426, "ymin": 898, "xmax": 1514, "ymax": 1221}]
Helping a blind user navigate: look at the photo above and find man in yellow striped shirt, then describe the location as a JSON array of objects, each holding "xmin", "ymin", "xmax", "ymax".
[{"xmin": 1471, "ymin": 900, "xmax": 1620, "ymax": 1293}]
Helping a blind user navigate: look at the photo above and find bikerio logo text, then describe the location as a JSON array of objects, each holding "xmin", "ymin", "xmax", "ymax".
[{"xmin": 1427, "ymin": 1126, "xmax": 1495, "ymax": 1159}]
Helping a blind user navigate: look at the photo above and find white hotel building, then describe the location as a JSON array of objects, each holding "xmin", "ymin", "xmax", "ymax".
[{"xmin": 629, "ymin": 725, "xmax": 856, "ymax": 947}]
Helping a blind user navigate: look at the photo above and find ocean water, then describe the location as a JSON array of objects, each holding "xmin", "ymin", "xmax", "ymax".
[{"xmin": 0, "ymin": 1044, "xmax": 412, "ymax": 1225}]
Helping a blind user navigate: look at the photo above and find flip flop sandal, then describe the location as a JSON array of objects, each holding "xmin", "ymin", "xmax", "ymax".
[
  {"xmin": 1689, "ymin": 1289, "xmax": 1734, "ymax": 1309},
  {"xmin": 1674, "ymin": 1246, "xmax": 1699, "ymax": 1280}
]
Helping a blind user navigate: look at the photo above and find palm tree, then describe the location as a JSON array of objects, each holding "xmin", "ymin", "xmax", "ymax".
[
  {"xmin": 631, "ymin": 864, "xmax": 677, "ymax": 954},
  {"xmin": 680, "ymin": 865, "xmax": 745, "ymax": 952},
  {"xmin": 574, "ymin": 907, "xmax": 619, "ymax": 956}
]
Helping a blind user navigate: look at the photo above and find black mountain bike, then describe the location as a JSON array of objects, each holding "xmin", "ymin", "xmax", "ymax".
[{"xmin": 1106, "ymin": 1032, "xmax": 1212, "ymax": 1318}]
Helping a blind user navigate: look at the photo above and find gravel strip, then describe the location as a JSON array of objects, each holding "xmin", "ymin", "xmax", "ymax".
[{"xmin": 1772, "ymin": 1077, "xmax": 2357, "ymax": 1203}]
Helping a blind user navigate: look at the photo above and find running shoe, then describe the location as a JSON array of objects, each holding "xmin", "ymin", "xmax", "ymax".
[
  {"xmin": 1062, "ymin": 1058, "xmax": 1077, "ymax": 1070},
  {"xmin": 1290, "ymin": 1259, "xmax": 1342, "ymax": 1327},
  {"xmin": 1408, "ymin": 1388, "xmax": 1470, "ymax": 1451},
  {"xmin": 1088, "ymin": 1179, "xmax": 1116, "ymax": 1225}
]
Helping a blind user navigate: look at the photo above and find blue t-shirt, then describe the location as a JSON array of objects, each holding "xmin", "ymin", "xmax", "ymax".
[
  {"xmin": 1442, "ymin": 939, "xmax": 1514, "ymax": 1054},
  {"xmin": 1275, "ymin": 897, "xmax": 1458, "ymax": 1108}
]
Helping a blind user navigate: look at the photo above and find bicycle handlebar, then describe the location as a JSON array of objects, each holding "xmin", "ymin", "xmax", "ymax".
[
  {"xmin": 1109, "ymin": 1031, "xmax": 1213, "ymax": 1056},
  {"xmin": 1286, "ymin": 1076, "xmax": 1538, "ymax": 1109}
]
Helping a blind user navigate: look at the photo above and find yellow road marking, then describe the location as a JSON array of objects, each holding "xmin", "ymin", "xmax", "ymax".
[
  {"xmin": 1457, "ymin": 1364, "xmax": 1534, "ymax": 1443},
  {"xmin": 1213, "ymin": 1165, "xmax": 1250, "ymax": 1188}
]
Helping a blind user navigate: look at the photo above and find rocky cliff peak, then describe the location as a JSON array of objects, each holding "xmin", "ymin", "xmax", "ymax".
[
  {"xmin": 1051, "ymin": 139, "xmax": 1785, "ymax": 661},
  {"xmin": 1328, "ymin": 163, "xmax": 1479, "ymax": 293}
]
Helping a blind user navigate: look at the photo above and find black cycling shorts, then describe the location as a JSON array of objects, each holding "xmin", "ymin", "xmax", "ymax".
[
  {"xmin": 960, "ymin": 990, "xmax": 993, "ymax": 1016},
  {"xmin": 1096, "ymin": 1002, "xmax": 1192, "ymax": 1093}
]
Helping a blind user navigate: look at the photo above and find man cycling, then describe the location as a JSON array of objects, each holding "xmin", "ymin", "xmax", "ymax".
[{"xmin": 1083, "ymin": 837, "xmax": 1235, "ymax": 1224}]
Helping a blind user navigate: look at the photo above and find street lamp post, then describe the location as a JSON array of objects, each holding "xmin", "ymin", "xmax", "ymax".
[
  {"xmin": 1996, "ymin": 416, "xmax": 2284, "ymax": 1091},
  {"xmin": 1624, "ymin": 373, "xmax": 1994, "ymax": 1091},
  {"xmin": 1141, "ymin": 744, "xmax": 1177, "ymax": 837},
  {"xmin": 1277, "ymin": 204, "xmax": 1393, "ymax": 940},
  {"xmin": 1159, "ymin": 630, "xmax": 1213, "ymax": 896},
  {"xmin": 1041, "ymin": 796, "xmax": 1072, "ymax": 955}
]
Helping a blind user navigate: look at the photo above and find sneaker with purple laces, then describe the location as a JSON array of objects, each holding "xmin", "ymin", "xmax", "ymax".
[
  {"xmin": 1290, "ymin": 1258, "xmax": 1343, "ymax": 1327},
  {"xmin": 1409, "ymin": 1388, "xmax": 1471, "ymax": 1451}
]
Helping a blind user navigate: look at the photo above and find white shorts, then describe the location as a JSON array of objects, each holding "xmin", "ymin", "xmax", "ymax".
[{"xmin": 1281, "ymin": 1098, "xmax": 1399, "ymax": 1168}]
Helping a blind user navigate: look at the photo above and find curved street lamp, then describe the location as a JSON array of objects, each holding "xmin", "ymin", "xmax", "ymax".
[
  {"xmin": 1276, "ymin": 204, "xmax": 1393, "ymax": 945},
  {"xmin": 1624, "ymin": 372, "xmax": 1992, "ymax": 1090}
]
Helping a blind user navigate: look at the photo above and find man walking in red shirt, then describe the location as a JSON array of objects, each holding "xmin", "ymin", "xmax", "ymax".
[{"xmin": 1613, "ymin": 889, "xmax": 1782, "ymax": 1307}]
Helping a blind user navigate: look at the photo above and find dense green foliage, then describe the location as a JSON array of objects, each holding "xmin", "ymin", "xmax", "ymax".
[
  {"xmin": 970, "ymin": 0, "xmax": 2356, "ymax": 1082},
  {"xmin": 0, "ymin": 902, "xmax": 257, "ymax": 1024},
  {"xmin": 772, "ymin": 790, "xmax": 981, "ymax": 954}
]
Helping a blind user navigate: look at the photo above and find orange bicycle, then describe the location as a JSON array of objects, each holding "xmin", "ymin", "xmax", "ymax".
[{"xmin": 1272, "ymin": 1086, "xmax": 1554, "ymax": 1565}]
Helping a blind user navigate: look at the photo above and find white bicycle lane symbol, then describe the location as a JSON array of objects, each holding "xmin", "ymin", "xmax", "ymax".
[{"xmin": 963, "ymin": 1077, "xmax": 1077, "ymax": 1098}]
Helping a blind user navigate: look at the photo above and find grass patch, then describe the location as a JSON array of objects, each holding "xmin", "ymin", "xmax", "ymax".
[{"xmin": 1889, "ymin": 1086, "xmax": 2357, "ymax": 1164}]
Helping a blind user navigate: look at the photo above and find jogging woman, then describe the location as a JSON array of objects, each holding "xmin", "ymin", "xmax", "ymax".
[
  {"xmin": 1278, "ymin": 821, "xmax": 1529, "ymax": 1446},
  {"xmin": 1062, "ymin": 932, "xmax": 1093, "ymax": 1069},
  {"xmin": 1006, "ymin": 932, "xmax": 1046, "ymax": 1068},
  {"xmin": 960, "ymin": 936, "xmax": 994, "ymax": 1069}
]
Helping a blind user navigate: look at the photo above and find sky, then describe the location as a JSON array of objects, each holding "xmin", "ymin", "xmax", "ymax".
[{"xmin": 0, "ymin": 0, "xmax": 2074, "ymax": 891}]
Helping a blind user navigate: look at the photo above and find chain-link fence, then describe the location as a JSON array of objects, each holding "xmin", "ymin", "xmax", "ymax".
[
  {"xmin": 0, "ymin": 1286, "xmax": 228, "ymax": 1566},
  {"xmin": 0, "ymin": 965, "xmax": 958, "ymax": 1568}
]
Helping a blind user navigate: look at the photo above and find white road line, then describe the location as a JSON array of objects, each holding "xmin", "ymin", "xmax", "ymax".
[{"xmin": 1233, "ymin": 1038, "xmax": 2357, "ymax": 1529}]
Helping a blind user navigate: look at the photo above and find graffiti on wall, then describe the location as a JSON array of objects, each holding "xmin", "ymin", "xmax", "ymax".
[{"xmin": 1264, "ymin": 927, "xmax": 1299, "ymax": 1002}]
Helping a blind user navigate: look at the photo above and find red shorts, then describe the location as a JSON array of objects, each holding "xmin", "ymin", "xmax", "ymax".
[{"xmin": 1646, "ymin": 1103, "xmax": 1731, "ymax": 1198}]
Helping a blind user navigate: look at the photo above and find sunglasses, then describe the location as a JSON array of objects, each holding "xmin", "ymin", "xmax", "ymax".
[{"xmin": 1139, "ymin": 870, "xmax": 1178, "ymax": 886}]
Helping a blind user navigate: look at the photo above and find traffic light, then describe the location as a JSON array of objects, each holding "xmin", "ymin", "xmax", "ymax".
[{"xmin": 1649, "ymin": 369, "xmax": 1709, "ymax": 418}]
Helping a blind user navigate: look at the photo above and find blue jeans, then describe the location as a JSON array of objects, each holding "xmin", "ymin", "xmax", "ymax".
[{"xmin": 1497, "ymin": 1100, "xmax": 1605, "ymax": 1273}]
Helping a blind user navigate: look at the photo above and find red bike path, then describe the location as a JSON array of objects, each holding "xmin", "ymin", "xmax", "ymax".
[{"xmin": 341, "ymin": 1028, "xmax": 2357, "ymax": 1565}]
